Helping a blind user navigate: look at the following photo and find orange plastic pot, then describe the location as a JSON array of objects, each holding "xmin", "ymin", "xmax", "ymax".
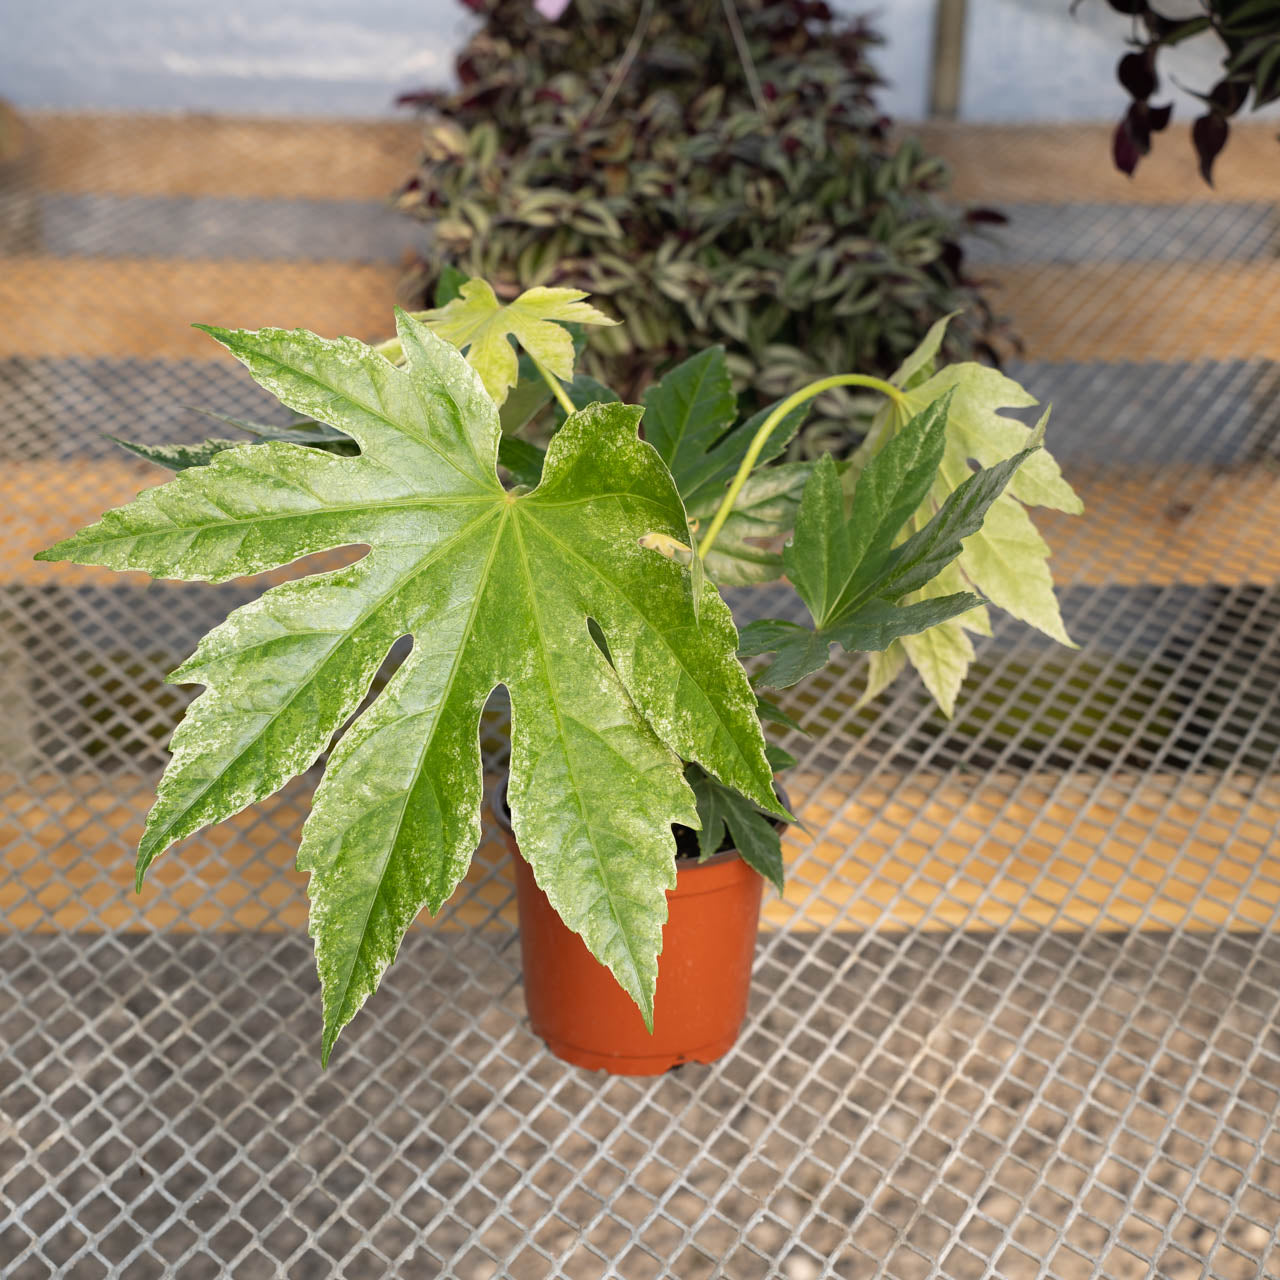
[{"xmin": 497, "ymin": 805, "xmax": 769, "ymax": 1075}]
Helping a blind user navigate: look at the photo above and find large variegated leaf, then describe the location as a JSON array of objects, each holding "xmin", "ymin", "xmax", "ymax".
[
  {"xmin": 38, "ymin": 312, "xmax": 779, "ymax": 1063},
  {"xmin": 849, "ymin": 319, "xmax": 1083, "ymax": 714},
  {"xmin": 740, "ymin": 394, "xmax": 1038, "ymax": 689}
]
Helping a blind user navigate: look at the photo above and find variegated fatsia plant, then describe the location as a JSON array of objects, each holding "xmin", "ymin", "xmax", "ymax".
[{"xmin": 38, "ymin": 278, "xmax": 1081, "ymax": 1063}]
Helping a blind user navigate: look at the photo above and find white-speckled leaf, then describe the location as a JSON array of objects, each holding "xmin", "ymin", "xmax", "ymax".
[{"xmin": 37, "ymin": 312, "xmax": 777, "ymax": 1063}]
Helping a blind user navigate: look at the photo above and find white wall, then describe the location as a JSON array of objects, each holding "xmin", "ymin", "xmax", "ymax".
[
  {"xmin": 0, "ymin": 0, "xmax": 473, "ymax": 116},
  {"xmin": 845, "ymin": 0, "xmax": 937, "ymax": 121}
]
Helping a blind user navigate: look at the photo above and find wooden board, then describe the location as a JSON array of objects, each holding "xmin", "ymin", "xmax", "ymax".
[
  {"xmin": 3, "ymin": 770, "xmax": 1276, "ymax": 936},
  {"xmin": 987, "ymin": 261, "xmax": 1280, "ymax": 364},
  {"xmin": 25, "ymin": 113, "xmax": 421, "ymax": 202},
  {"xmin": 914, "ymin": 121, "xmax": 1280, "ymax": 205},
  {"xmin": 0, "ymin": 259, "xmax": 404, "ymax": 360},
  {"xmin": 10, "ymin": 461, "xmax": 1280, "ymax": 590}
]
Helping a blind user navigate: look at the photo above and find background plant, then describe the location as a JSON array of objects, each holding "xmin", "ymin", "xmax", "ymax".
[{"xmin": 394, "ymin": 0, "xmax": 1008, "ymax": 456}]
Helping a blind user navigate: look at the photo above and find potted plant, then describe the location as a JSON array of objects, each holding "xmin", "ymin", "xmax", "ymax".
[{"xmin": 36, "ymin": 278, "xmax": 1081, "ymax": 1073}]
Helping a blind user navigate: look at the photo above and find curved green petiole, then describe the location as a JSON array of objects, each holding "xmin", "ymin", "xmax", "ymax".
[{"xmin": 697, "ymin": 373, "xmax": 909, "ymax": 561}]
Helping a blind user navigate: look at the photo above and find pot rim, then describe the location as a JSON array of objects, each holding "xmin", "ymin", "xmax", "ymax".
[{"xmin": 490, "ymin": 778, "xmax": 788, "ymax": 875}]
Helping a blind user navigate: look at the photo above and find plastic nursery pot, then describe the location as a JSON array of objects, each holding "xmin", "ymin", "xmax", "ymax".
[{"xmin": 496, "ymin": 788, "xmax": 785, "ymax": 1076}]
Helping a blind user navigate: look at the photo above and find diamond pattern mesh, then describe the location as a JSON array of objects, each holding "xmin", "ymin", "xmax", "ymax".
[{"xmin": 2, "ymin": 112, "xmax": 1279, "ymax": 1278}]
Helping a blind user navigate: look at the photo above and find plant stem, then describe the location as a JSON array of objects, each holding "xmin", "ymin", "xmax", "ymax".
[
  {"xmin": 698, "ymin": 374, "xmax": 910, "ymax": 561},
  {"xmin": 591, "ymin": 0, "xmax": 655, "ymax": 123},
  {"xmin": 721, "ymin": 0, "xmax": 769, "ymax": 119},
  {"xmin": 534, "ymin": 358, "xmax": 577, "ymax": 416}
]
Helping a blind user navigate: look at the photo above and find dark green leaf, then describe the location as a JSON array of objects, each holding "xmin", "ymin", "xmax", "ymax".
[
  {"xmin": 784, "ymin": 392, "xmax": 951, "ymax": 629},
  {"xmin": 642, "ymin": 347, "xmax": 738, "ymax": 490},
  {"xmin": 838, "ymin": 391, "xmax": 954, "ymax": 608},
  {"xmin": 434, "ymin": 264, "xmax": 470, "ymax": 306},
  {"xmin": 719, "ymin": 788, "xmax": 785, "ymax": 892},
  {"xmin": 744, "ymin": 395, "xmax": 1032, "ymax": 688},
  {"xmin": 825, "ymin": 593, "xmax": 983, "ymax": 653},
  {"xmin": 755, "ymin": 693, "xmax": 806, "ymax": 734},
  {"xmin": 185, "ymin": 406, "xmax": 355, "ymax": 450},
  {"xmin": 552, "ymin": 374, "xmax": 621, "ymax": 426},
  {"xmin": 687, "ymin": 767, "xmax": 785, "ymax": 891},
  {"xmin": 781, "ymin": 455, "xmax": 854, "ymax": 630},
  {"xmin": 688, "ymin": 767, "xmax": 729, "ymax": 860},
  {"xmin": 739, "ymin": 619, "xmax": 833, "ymax": 689},
  {"xmin": 498, "ymin": 365, "xmax": 553, "ymax": 434},
  {"xmin": 877, "ymin": 442, "xmax": 1040, "ymax": 600},
  {"xmin": 110, "ymin": 436, "xmax": 245, "ymax": 472},
  {"xmin": 685, "ymin": 396, "xmax": 811, "ymax": 507},
  {"xmin": 685, "ymin": 462, "xmax": 810, "ymax": 587},
  {"xmin": 641, "ymin": 349, "xmax": 811, "ymax": 508},
  {"xmin": 497, "ymin": 435, "xmax": 547, "ymax": 487}
]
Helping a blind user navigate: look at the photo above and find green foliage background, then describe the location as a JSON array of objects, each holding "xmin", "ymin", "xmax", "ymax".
[{"xmin": 396, "ymin": 0, "xmax": 1005, "ymax": 454}]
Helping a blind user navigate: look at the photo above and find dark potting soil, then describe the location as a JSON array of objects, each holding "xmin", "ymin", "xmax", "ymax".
[
  {"xmin": 671, "ymin": 803, "xmax": 789, "ymax": 861},
  {"xmin": 671, "ymin": 820, "xmax": 728, "ymax": 861}
]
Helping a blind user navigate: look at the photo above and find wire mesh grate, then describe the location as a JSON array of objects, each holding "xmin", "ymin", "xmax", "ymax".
[{"xmin": 1, "ymin": 111, "xmax": 1279, "ymax": 1278}]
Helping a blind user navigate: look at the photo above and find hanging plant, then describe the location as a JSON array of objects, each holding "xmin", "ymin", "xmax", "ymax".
[{"xmin": 1090, "ymin": 0, "xmax": 1280, "ymax": 183}]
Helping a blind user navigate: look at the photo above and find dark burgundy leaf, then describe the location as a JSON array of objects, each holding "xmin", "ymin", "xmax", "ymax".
[
  {"xmin": 1105, "ymin": 0, "xmax": 1147, "ymax": 12},
  {"xmin": 938, "ymin": 241, "xmax": 963, "ymax": 278},
  {"xmin": 1193, "ymin": 113, "xmax": 1230, "ymax": 185},
  {"xmin": 1118, "ymin": 50, "xmax": 1158, "ymax": 100},
  {"xmin": 965, "ymin": 207, "xmax": 1009, "ymax": 225},
  {"xmin": 1147, "ymin": 102, "xmax": 1174, "ymax": 131},
  {"xmin": 1113, "ymin": 117, "xmax": 1141, "ymax": 176},
  {"xmin": 395, "ymin": 89, "xmax": 439, "ymax": 108},
  {"xmin": 1208, "ymin": 78, "xmax": 1249, "ymax": 116},
  {"xmin": 1125, "ymin": 101, "xmax": 1153, "ymax": 154}
]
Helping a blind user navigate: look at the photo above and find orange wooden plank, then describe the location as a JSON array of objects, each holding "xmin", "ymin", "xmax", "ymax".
[
  {"xmin": 914, "ymin": 120, "xmax": 1280, "ymax": 205},
  {"xmin": 988, "ymin": 261, "xmax": 1280, "ymax": 364},
  {"xmin": 763, "ymin": 769, "xmax": 1280, "ymax": 935},
  {"xmin": 0, "ymin": 258, "xmax": 403, "ymax": 360},
  {"xmin": 3, "ymin": 770, "xmax": 1277, "ymax": 936},
  {"xmin": 10, "ymin": 462, "xmax": 1280, "ymax": 591},
  {"xmin": 26, "ymin": 112, "xmax": 421, "ymax": 202},
  {"xmin": 1042, "ymin": 467, "xmax": 1280, "ymax": 590}
]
